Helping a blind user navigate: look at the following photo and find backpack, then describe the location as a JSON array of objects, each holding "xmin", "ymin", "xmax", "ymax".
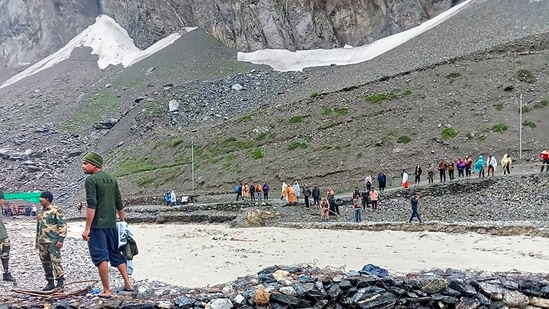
[{"xmin": 234, "ymin": 185, "xmax": 240, "ymax": 193}]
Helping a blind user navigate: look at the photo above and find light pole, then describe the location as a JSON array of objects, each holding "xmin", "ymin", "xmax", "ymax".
[
  {"xmin": 519, "ymin": 93, "xmax": 523, "ymax": 160},
  {"xmin": 191, "ymin": 129, "xmax": 197, "ymax": 194},
  {"xmin": 191, "ymin": 136, "xmax": 195, "ymax": 194}
]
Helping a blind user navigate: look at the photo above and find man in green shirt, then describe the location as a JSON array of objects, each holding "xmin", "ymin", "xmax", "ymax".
[
  {"xmin": 81, "ymin": 152, "xmax": 133, "ymax": 298},
  {"xmin": 0, "ymin": 192, "xmax": 16, "ymax": 282}
]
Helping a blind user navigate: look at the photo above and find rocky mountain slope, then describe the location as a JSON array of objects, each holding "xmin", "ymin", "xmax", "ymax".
[
  {"xmin": 0, "ymin": 0, "xmax": 547, "ymax": 205},
  {"xmin": 108, "ymin": 32, "xmax": 549, "ymax": 196},
  {"xmin": 0, "ymin": 0, "xmax": 460, "ymax": 75}
]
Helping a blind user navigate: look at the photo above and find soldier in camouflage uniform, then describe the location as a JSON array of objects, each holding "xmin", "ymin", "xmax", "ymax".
[
  {"xmin": 0, "ymin": 192, "xmax": 16, "ymax": 282},
  {"xmin": 36, "ymin": 191, "xmax": 67, "ymax": 291}
]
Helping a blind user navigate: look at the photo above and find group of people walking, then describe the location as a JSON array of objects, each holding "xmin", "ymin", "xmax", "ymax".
[
  {"xmin": 280, "ymin": 182, "xmax": 322, "ymax": 208},
  {"xmin": 399, "ymin": 151, "xmax": 546, "ymax": 187},
  {"xmin": 234, "ymin": 182, "xmax": 271, "ymax": 202},
  {"xmin": 230, "ymin": 149, "xmax": 549, "ymax": 225}
]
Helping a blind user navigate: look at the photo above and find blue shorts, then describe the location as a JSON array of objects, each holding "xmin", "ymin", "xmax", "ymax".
[{"xmin": 88, "ymin": 228, "xmax": 125, "ymax": 267}]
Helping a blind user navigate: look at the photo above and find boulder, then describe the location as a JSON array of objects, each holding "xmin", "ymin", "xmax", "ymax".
[
  {"xmin": 253, "ymin": 288, "xmax": 270, "ymax": 305},
  {"xmin": 270, "ymin": 292, "xmax": 310, "ymax": 308},
  {"xmin": 0, "ymin": 148, "xmax": 9, "ymax": 159},
  {"xmin": 9, "ymin": 152, "xmax": 27, "ymax": 160},
  {"xmin": 422, "ymin": 278, "xmax": 448, "ymax": 294},
  {"xmin": 169, "ymin": 99, "xmax": 180, "ymax": 112},
  {"xmin": 231, "ymin": 83, "xmax": 244, "ymax": 91},
  {"xmin": 205, "ymin": 298, "xmax": 232, "ymax": 309},
  {"xmin": 27, "ymin": 165, "xmax": 42, "ymax": 172},
  {"xmin": 93, "ymin": 119, "xmax": 117, "ymax": 130},
  {"xmin": 449, "ymin": 280, "xmax": 477, "ymax": 296},
  {"xmin": 279, "ymin": 286, "xmax": 297, "ymax": 296},
  {"xmin": 456, "ymin": 297, "xmax": 481, "ymax": 309},
  {"xmin": 272, "ymin": 269, "xmax": 292, "ymax": 285},
  {"xmin": 233, "ymin": 294, "xmax": 245, "ymax": 305},
  {"xmin": 530, "ymin": 297, "xmax": 549, "ymax": 308},
  {"xmin": 355, "ymin": 292, "xmax": 397, "ymax": 309},
  {"xmin": 230, "ymin": 209, "xmax": 281, "ymax": 228},
  {"xmin": 503, "ymin": 290, "xmax": 529, "ymax": 308},
  {"xmin": 327, "ymin": 283, "xmax": 341, "ymax": 299},
  {"xmin": 175, "ymin": 295, "xmax": 196, "ymax": 308},
  {"xmin": 479, "ymin": 282, "xmax": 505, "ymax": 300}
]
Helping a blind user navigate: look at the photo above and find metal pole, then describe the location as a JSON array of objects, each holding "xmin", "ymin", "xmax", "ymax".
[
  {"xmin": 519, "ymin": 93, "xmax": 523, "ymax": 160},
  {"xmin": 191, "ymin": 137, "xmax": 195, "ymax": 194}
]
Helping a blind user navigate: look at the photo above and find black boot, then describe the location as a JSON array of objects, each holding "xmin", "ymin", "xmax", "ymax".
[
  {"xmin": 3, "ymin": 272, "xmax": 15, "ymax": 282},
  {"xmin": 42, "ymin": 279, "xmax": 55, "ymax": 291},
  {"xmin": 56, "ymin": 277, "xmax": 65, "ymax": 288}
]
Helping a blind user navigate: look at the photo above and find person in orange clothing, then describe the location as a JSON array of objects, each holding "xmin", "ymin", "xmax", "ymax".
[
  {"xmin": 320, "ymin": 198, "xmax": 330, "ymax": 222},
  {"xmin": 254, "ymin": 183, "xmax": 262, "ymax": 202},
  {"xmin": 369, "ymin": 188, "xmax": 379, "ymax": 210},
  {"xmin": 438, "ymin": 159, "xmax": 447, "ymax": 182},
  {"xmin": 284, "ymin": 183, "xmax": 297, "ymax": 205},
  {"xmin": 241, "ymin": 183, "xmax": 251, "ymax": 202}
]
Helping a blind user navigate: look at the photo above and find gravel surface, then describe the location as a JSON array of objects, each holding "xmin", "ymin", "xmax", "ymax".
[
  {"xmin": 116, "ymin": 171, "xmax": 549, "ymax": 235},
  {"xmin": 163, "ymin": 69, "xmax": 308, "ymax": 126}
]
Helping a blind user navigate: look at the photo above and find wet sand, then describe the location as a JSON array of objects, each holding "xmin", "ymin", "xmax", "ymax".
[{"xmin": 117, "ymin": 223, "xmax": 549, "ymax": 288}]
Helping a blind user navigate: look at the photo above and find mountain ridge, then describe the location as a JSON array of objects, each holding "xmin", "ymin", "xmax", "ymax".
[{"xmin": 0, "ymin": 0, "xmax": 461, "ymax": 73}]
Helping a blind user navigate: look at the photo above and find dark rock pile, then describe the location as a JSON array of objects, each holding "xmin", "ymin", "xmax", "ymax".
[
  {"xmin": 3, "ymin": 265, "xmax": 549, "ymax": 309},
  {"xmin": 0, "ymin": 127, "xmax": 85, "ymax": 194},
  {"xmin": 165, "ymin": 69, "xmax": 308, "ymax": 126}
]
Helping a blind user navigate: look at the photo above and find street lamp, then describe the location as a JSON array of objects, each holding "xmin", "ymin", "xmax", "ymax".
[
  {"xmin": 191, "ymin": 129, "xmax": 197, "ymax": 194},
  {"xmin": 519, "ymin": 93, "xmax": 523, "ymax": 160}
]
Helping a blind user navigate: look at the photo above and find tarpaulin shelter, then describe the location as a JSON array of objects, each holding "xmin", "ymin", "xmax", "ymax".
[{"xmin": 3, "ymin": 192, "xmax": 41, "ymax": 204}]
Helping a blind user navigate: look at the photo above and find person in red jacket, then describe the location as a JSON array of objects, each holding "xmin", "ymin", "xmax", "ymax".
[{"xmin": 541, "ymin": 150, "xmax": 549, "ymax": 172}]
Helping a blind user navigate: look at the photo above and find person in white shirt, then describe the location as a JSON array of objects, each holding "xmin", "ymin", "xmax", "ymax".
[
  {"xmin": 170, "ymin": 191, "xmax": 177, "ymax": 206},
  {"xmin": 487, "ymin": 154, "xmax": 497, "ymax": 177}
]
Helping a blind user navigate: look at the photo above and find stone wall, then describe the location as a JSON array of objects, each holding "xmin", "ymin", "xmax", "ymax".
[{"xmin": 4, "ymin": 265, "xmax": 549, "ymax": 308}]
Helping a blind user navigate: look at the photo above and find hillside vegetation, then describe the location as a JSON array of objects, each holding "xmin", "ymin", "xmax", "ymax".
[{"xmin": 104, "ymin": 33, "xmax": 549, "ymax": 196}]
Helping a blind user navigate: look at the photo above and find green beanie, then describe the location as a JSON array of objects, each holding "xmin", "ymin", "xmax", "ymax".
[{"xmin": 83, "ymin": 152, "xmax": 103, "ymax": 168}]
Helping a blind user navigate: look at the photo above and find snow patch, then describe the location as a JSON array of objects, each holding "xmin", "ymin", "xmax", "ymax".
[
  {"xmin": 237, "ymin": 0, "xmax": 473, "ymax": 71},
  {"xmin": 1, "ymin": 15, "xmax": 192, "ymax": 89}
]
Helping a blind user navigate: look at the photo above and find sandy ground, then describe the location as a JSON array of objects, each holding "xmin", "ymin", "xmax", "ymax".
[
  {"xmin": 73, "ymin": 223, "xmax": 548, "ymax": 288},
  {"xmin": 6, "ymin": 220, "xmax": 549, "ymax": 289}
]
